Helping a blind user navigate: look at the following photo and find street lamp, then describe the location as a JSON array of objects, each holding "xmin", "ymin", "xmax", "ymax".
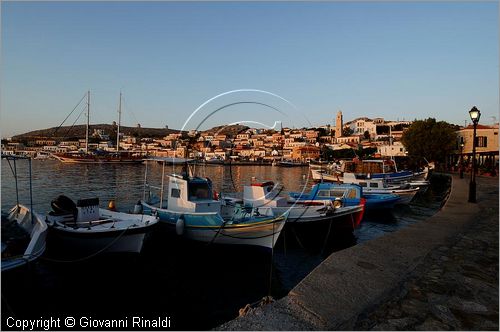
[
  {"xmin": 459, "ymin": 142, "xmax": 464, "ymax": 179},
  {"xmin": 468, "ymin": 106, "xmax": 481, "ymax": 203}
]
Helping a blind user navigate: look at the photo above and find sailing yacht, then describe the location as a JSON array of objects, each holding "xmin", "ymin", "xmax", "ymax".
[{"xmin": 53, "ymin": 91, "xmax": 144, "ymax": 164}]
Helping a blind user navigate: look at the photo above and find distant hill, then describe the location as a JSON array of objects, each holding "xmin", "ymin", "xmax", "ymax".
[
  {"xmin": 11, "ymin": 123, "xmax": 252, "ymax": 141},
  {"xmin": 200, "ymin": 124, "xmax": 250, "ymax": 136},
  {"xmin": 12, "ymin": 124, "xmax": 179, "ymax": 140}
]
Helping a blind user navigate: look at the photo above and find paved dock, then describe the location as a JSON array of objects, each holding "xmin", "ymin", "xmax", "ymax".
[{"xmin": 217, "ymin": 174, "xmax": 499, "ymax": 330}]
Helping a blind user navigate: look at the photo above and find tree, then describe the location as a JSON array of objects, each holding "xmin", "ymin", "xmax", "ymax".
[
  {"xmin": 401, "ymin": 118, "xmax": 457, "ymax": 163},
  {"xmin": 317, "ymin": 128, "xmax": 327, "ymax": 137},
  {"xmin": 342, "ymin": 127, "xmax": 354, "ymax": 137}
]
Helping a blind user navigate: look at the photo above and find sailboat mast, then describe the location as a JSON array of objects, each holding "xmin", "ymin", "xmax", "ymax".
[
  {"xmin": 117, "ymin": 91, "xmax": 121, "ymax": 152},
  {"xmin": 86, "ymin": 90, "xmax": 90, "ymax": 153}
]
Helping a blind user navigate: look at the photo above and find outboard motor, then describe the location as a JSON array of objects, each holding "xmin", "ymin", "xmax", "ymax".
[{"xmin": 51, "ymin": 195, "xmax": 77, "ymax": 216}]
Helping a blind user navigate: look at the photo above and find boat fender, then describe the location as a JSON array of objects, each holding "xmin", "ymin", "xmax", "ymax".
[
  {"xmin": 213, "ymin": 190, "xmax": 219, "ymax": 200},
  {"xmin": 108, "ymin": 200, "xmax": 116, "ymax": 211},
  {"xmin": 176, "ymin": 216, "xmax": 185, "ymax": 236},
  {"xmin": 133, "ymin": 201, "xmax": 143, "ymax": 214}
]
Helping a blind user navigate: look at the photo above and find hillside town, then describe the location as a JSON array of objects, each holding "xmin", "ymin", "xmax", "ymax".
[{"xmin": 2, "ymin": 111, "xmax": 499, "ymax": 170}]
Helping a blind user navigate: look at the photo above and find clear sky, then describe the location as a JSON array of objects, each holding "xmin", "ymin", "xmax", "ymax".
[{"xmin": 1, "ymin": 1, "xmax": 498, "ymax": 137}]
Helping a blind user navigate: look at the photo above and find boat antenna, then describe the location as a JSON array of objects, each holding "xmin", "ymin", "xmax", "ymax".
[
  {"xmin": 117, "ymin": 91, "xmax": 122, "ymax": 152},
  {"xmin": 86, "ymin": 90, "xmax": 90, "ymax": 153}
]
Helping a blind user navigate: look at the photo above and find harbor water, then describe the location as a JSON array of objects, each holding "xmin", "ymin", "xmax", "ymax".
[{"xmin": 1, "ymin": 160, "xmax": 450, "ymax": 330}]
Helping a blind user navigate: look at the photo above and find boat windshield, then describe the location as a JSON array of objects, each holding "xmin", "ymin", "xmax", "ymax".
[
  {"xmin": 188, "ymin": 182, "xmax": 212, "ymax": 201},
  {"xmin": 316, "ymin": 189, "xmax": 346, "ymax": 198}
]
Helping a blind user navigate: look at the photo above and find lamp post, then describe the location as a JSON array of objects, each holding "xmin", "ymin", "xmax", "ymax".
[
  {"xmin": 468, "ymin": 106, "xmax": 481, "ymax": 203},
  {"xmin": 459, "ymin": 142, "xmax": 464, "ymax": 179}
]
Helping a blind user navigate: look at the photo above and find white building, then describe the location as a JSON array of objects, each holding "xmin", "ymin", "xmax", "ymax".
[{"xmin": 377, "ymin": 141, "xmax": 407, "ymax": 157}]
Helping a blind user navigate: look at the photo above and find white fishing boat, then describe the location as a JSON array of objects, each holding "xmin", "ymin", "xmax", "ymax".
[
  {"xmin": 46, "ymin": 196, "xmax": 158, "ymax": 255},
  {"xmin": 2, "ymin": 206, "xmax": 48, "ymax": 272},
  {"xmin": 311, "ymin": 168, "xmax": 341, "ymax": 182},
  {"xmin": 1, "ymin": 155, "xmax": 48, "ymax": 272},
  {"xmin": 139, "ymin": 160, "xmax": 286, "ymax": 250}
]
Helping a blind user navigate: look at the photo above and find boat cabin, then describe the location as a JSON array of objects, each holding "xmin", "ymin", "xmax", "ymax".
[
  {"xmin": 289, "ymin": 183, "xmax": 363, "ymax": 207},
  {"xmin": 341, "ymin": 159, "xmax": 396, "ymax": 175},
  {"xmin": 166, "ymin": 174, "xmax": 221, "ymax": 213},
  {"xmin": 343, "ymin": 173, "xmax": 388, "ymax": 189},
  {"xmin": 243, "ymin": 181, "xmax": 289, "ymax": 207}
]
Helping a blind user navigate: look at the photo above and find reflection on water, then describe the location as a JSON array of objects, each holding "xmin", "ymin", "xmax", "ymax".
[
  {"xmin": 1, "ymin": 160, "xmax": 449, "ymax": 329},
  {"xmin": 1, "ymin": 160, "xmax": 313, "ymax": 213}
]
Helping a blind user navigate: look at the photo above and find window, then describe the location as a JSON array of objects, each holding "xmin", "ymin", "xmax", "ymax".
[
  {"xmin": 189, "ymin": 182, "xmax": 212, "ymax": 200},
  {"xmin": 369, "ymin": 183, "xmax": 379, "ymax": 188},
  {"xmin": 329, "ymin": 190, "xmax": 345, "ymax": 198},
  {"xmin": 171, "ymin": 188, "xmax": 181, "ymax": 198},
  {"xmin": 317, "ymin": 190, "xmax": 330, "ymax": 197},
  {"xmin": 347, "ymin": 189, "xmax": 358, "ymax": 199},
  {"xmin": 476, "ymin": 136, "xmax": 488, "ymax": 148},
  {"xmin": 359, "ymin": 182, "xmax": 367, "ymax": 187}
]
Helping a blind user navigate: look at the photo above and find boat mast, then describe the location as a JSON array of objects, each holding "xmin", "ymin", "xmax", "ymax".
[
  {"xmin": 86, "ymin": 90, "xmax": 90, "ymax": 153},
  {"xmin": 117, "ymin": 91, "xmax": 122, "ymax": 152}
]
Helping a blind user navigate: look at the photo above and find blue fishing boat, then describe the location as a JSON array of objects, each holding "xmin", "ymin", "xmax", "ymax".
[
  {"xmin": 239, "ymin": 180, "xmax": 366, "ymax": 249},
  {"xmin": 289, "ymin": 182, "xmax": 401, "ymax": 211}
]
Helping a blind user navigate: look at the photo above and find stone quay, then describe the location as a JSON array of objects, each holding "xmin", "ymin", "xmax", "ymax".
[{"xmin": 217, "ymin": 174, "xmax": 499, "ymax": 330}]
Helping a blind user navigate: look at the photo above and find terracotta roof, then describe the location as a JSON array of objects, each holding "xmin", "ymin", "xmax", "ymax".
[{"xmin": 464, "ymin": 124, "xmax": 494, "ymax": 130}]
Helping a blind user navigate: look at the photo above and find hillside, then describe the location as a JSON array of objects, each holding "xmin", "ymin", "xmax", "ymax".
[
  {"xmin": 12, "ymin": 124, "xmax": 179, "ymax": 140},
  {"xmin": 200, "ymin": 124, "xmax": 250, "ymax": 136},
  {"xmin": 11, "ymin": 123, "xmax": 251, "ymax": 141}
]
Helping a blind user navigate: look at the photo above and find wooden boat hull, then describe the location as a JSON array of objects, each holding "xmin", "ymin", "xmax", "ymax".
[
  {"xmin": 142, "ymin": 202, "xmax": 285, "ymax": 250},
  {"xmin": 363, "ymin": 194, "xmax": 401, "ymax": 210},
  {"xmin": 53, "ymin": 153, "xmax": 144, "ymax": 164},
  {"xmin": 281, "ymin": 204, "xmax": 365, "ymax": 250},
  {"xmin": 181, "ymin": 219, "xmax": 285, "ymax": 249}
]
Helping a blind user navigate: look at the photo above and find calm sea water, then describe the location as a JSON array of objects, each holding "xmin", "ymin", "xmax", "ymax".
[{"xmin": 1, "ymin": 160, "xmax": 449, "ymax": 330}]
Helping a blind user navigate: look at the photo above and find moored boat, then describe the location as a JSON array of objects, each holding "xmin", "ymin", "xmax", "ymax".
[
  {"xmin": 242, "ymin": 180, "xmax": 365, "ymax": 226},
  {"xmin": 140, "ymin": 162, "xmax": 286, "ymax": 250},
  {"xmin": 53, "ymin": 150, "xmax": 144, "ymax": 164},
  {"xmin": 289, "ymin": 181, "xmax": 405, "ymax": 212},
  {"xmin": 342, "ymin": 173, "xmax": 419, "ymax": 204},
  {"xmin": 278, "ymin": 160, "xmax": 308, "ymax": 167},
  {"xmin": 1, "ymin": 155, "xmax": 48, "ymax": 272},
  {"xmin": 52, "ymin": 91, "xmax": 145, "ymax": 164},
  {"xmin": 239, "ymin": 180, "xmax": 366, "ymax": 249},
  {"xmin": 46, "ymin": 196, "xmax": 158, "ymax": 255},
  {"xmin": 2, "ymin": 205, "xmax": 48, "ymax": 272}
]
